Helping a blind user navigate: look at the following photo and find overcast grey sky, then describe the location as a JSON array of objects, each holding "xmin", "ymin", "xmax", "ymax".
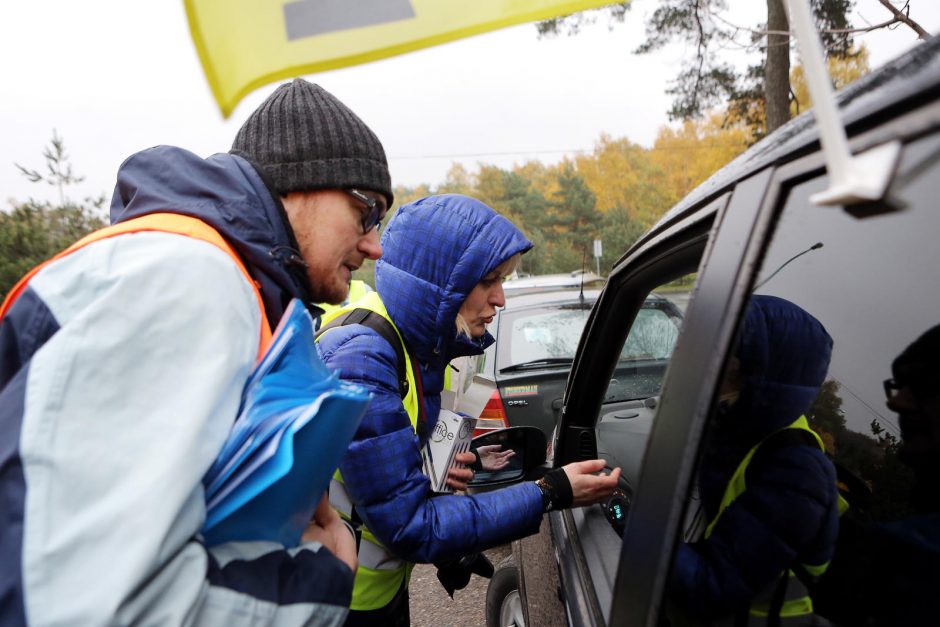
[{"xmin": 1, "ymin": 0, "xmax": 937, "ymax": 207}]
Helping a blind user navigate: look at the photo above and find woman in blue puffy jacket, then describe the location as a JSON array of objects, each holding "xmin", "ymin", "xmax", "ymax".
[{"xmin": 317, "ymin": 194, "xmax": 620, "ymax": 625}]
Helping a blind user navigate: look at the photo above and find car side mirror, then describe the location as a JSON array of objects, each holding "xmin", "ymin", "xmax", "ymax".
[{"xmin": 467, "ymin": 426, "xmax": 547, "ymax": 488}]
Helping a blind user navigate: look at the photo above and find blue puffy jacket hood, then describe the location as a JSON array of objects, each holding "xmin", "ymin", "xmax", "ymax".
[
  {"xmin": 727, "ymin": 294, "xmax": 833, "ymax": 441},
  {"xmin": 375, "ymin": 194, "xmax": 532, "ymax": 367},
  {"xmin": 110, "ymin": 146, "xmax": 314, "ymax": 325},
  {"xmin": 700, "ymin": 294, "xmax": 834, "ymax": 514}
]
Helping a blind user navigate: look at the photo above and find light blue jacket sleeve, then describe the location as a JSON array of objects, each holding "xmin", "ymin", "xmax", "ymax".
[{"xmin": 9, "ymin": 232, "xmax": 352, "ymax": 626}]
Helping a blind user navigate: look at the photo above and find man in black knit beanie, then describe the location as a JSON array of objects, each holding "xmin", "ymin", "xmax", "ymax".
[{"xmin": 0, "ymin": 78, "xmax": 390, "ymax": 626}]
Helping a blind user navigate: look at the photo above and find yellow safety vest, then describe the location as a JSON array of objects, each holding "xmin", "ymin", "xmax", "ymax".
[
  {"xmin": 704, "ymin": 416, "xmax": 831, "ymax": 625},
  {"xmin": 317, "ymin": 290, "xmax": 419, "ymax": 611},
  {"xmin": 319, "ymin": 279, "xmax": 373, "ymax": 316}
]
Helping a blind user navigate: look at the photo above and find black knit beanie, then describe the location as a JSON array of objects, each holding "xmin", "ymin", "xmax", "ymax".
[{"xmin": 231, "ymin": 79, "xmax": 393, "ymax": 206}]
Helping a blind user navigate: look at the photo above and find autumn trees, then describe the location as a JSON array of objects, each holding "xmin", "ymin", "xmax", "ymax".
[
  {"xmin": 540, "ymin": 0, "xmax": 929, "ymax": 138},
  {"xmin": 379, "ymin": 116, "xmax": 752, "ymax": 280}
]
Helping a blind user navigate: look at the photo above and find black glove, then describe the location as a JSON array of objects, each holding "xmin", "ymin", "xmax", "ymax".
[
  {"xmin": 535, "ymin": 467, "xmax": 573, "ymax": 512},
  {"xmin": 434, "ymin": 552, "xmax": 495, "ymax": 598}
]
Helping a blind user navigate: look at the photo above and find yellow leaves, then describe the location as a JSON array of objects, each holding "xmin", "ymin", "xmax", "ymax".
[
  {"xmin": 791, "ymin": 45, "xmax": 871, "ymax": 116},
  {"xmin": 649, "ymin": 113, "xmax": 751, "ymax": 202},
  {"xmin": 392, "ymin": 109, "xmax": 751, "ymax": 237},
  {"xmin": 574, "ymin": 134, "xmax": 646, "ymax": 214}
]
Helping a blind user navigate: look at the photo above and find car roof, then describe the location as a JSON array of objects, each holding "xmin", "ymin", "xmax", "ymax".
[
  {"xmin": 631, "ymin": 36, "xmax": 940, "ymax": 256},
  {"xmin": 500, "ymin": 288, "xmax": 673, "ymax": 311},
  {"xmin": 503, "ymin": 271, "xmax": 606, "ymax": 292},
  {"xmin": 501, "ymin": 287, "xmax": 603, "ymax": 310}
]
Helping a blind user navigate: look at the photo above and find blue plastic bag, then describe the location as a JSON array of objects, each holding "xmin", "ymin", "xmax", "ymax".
[{"xmin": 202, "ymin": 299, "xmax": 370, "ymax": 547}]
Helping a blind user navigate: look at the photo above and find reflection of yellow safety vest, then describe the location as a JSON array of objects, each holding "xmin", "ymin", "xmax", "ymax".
[
  {"xmin": 317, "ymin": 291, "xmax": 418, "ymax": 611},
  {"xmin": 704, "ymin": 416, "xmax": 830, "ymax": 625}
]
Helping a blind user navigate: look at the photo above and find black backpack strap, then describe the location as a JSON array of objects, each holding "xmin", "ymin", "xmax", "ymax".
[
  {"xmin": 316, "ymin": 308, "xmax": 428, "ymax": 440},
  {"xmin": 317, "ymin": 308, "xmax": 409, "ymax": 399}
]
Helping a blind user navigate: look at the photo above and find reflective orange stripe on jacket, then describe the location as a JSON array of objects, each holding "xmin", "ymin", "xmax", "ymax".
[{"xmin": 0, "ymin": 213, "xmax": 273, "ymax": 360}]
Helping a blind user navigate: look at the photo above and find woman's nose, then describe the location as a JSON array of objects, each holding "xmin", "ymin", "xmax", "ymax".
[{"xmin": 491, "ymin": 283, "xmax": 506, "ymax": 307}]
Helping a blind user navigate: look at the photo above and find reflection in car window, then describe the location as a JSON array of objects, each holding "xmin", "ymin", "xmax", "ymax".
[{"xmin": 667, "ymin": 135, "xmax": 940, "ymax": 626}]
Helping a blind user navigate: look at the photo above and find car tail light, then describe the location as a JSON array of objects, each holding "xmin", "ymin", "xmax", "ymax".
[{"xmin": 473, "ymin": 390, "xmax": 508, "ymax": 437}]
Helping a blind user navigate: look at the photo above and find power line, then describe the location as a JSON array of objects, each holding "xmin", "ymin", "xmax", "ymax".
[
  {"xmin": 836, "ymin": 378, "xmax": 901, "ymax": 437},
  {"xmin": 390, "ymin": 141, "xmax": 747, "ymax": 161}
]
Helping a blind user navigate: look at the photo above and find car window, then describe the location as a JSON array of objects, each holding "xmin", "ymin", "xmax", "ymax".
[{"xmin": 663, "ymin": 133, "xmax": 940, "ymax": 625}]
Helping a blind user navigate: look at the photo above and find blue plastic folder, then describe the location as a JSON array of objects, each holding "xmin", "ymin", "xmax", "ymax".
[{"xmin": 202, "ymin": 299, "xmax": 371, "ymax": 547}]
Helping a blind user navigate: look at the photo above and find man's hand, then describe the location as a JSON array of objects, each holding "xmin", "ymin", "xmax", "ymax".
[
  {"xmin": 477, "ymin": 444, "xmax": 516, "ymax": 471},
  {"xmin": 446, "ymin": 451, "xmax": 477, "ymax": 491},
  {"xmin": 301, "ymin": 494, "xmax": 358, "ymax": 574},
  {"xmin": 561, "ymin": 459, "xmax": 621, "ymax": 507}
]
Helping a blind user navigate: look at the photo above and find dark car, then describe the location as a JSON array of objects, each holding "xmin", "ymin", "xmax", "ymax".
[
  {"xmin": 454, "ymin": 288, "xmax": 683, "ymax": 451},
  {"xmin": 481, "ymin": 37, "xmax": 940, "ymax": 627}
]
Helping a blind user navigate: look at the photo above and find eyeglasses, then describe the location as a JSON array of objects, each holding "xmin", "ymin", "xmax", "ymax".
[
  {"xmin": 346, "ymin": 188, "xmax": 387, "ymax": 234},
  {"xmin": 884, "ymin": 371, "xmax": 939, "ymax": 404},
  {"xmin": 884, "ymin": 378, "xmax": 905, "ymax": 402}
]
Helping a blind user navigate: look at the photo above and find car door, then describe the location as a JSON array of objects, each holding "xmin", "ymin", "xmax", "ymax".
[
  {"xmin": 544, "ymin": 176, "xmax": 765, "ymax": 626},
  {"xmin": 521, "ymin": 41, "xmax": 939, "ymax": 627},
  {"xmin": 607, "ymin": 107, "xmax": 940, "ymax": 624}
]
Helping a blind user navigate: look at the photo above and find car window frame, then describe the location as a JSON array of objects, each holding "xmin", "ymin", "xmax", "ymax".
[
  {"xmin": 548, "ymin": 191, "xmax": 733, "ymax": 626},
  {"xmin": 601, "ymin": 171, "xmax": 778, "ymax": 626}
]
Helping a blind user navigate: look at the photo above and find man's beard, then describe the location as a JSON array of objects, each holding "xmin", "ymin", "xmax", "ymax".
[{"xmin": 307, "ymin": 274, "xmax": 349, "ymax": 306}]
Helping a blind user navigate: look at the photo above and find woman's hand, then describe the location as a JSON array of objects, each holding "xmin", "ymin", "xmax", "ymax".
[
  {"xmin": 561, "ymin": 459, "xmax": 621, "ymax": 507},
  {"xmin": 446, "ymin": 451, "xmax": 478, "ymax": 491},
  {"xmin": 476, "ymin": 444, "xmax": 516, "ymax": 470},
  {"xmin": 301, "ymin": 493, "xmax": 358, "ymax": 574}
]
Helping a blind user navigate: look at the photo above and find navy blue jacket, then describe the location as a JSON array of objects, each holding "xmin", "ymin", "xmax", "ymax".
[{"xmin": 670, "ymin": 295, "xmax": 840, "ymax": 618}]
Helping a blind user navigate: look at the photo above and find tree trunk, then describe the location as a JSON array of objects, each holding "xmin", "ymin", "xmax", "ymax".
[{"xmin": 765, "ymin": 0, "xmax": 791, "ymax": 134}]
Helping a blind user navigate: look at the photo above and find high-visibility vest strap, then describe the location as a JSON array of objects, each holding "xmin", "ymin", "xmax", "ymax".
[
  {"xmin": 705, "ymin": 416, "xmax": 824, "ymax": 538},
  {"xmin": 318, "ymin": 292, "xmax": 420, "ymax": 611},
  {"xmin": 703, "ymin": 417, "xmax": 829, "ymax": 623},
  {"xmin": 0, "ymin": 213, "xmax": 272, "ymax": 359}
]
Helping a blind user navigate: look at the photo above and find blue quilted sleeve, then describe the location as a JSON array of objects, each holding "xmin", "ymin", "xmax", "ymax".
[{"xmin": 318, "ymin": 326, "xmax": 544, "ymax": 563}]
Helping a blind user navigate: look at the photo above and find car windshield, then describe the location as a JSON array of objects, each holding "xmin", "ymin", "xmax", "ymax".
[
  {"xmin": 497, "ymin": 304, "xmax": 591, "ymax": 372},
  {"xmin": 495, "ymin": 298, "xmax": 682, "ymax": 379}
]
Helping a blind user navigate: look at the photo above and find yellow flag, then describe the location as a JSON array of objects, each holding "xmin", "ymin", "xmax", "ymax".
[{"xmin": 185, "ymin": 0, "xmax": 619, "ymax": 117}]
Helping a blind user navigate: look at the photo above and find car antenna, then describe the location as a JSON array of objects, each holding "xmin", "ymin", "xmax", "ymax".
[
  {"xmin": 753, "ymin": 242, "xmax": 823, "ymax": 291},
  {"xmin": 579, "ymin": 247, "xmax": 586, "ymax": 306}
]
